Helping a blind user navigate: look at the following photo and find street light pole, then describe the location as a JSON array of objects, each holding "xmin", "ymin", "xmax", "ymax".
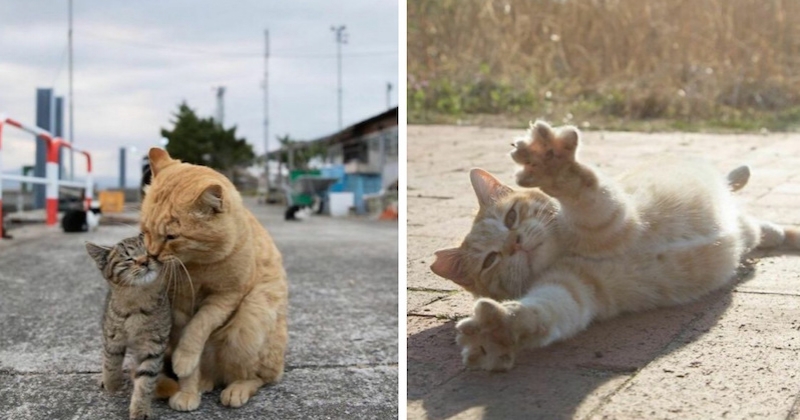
[
  {"xmin": 68, "ymin": 0, "xmax": 75, "ymax": 180},
  {"xmin": 263, "ymin": 29, "xmax": 270, "ymax": 195},
  {"xmin": 331, "ymin": 25, "xmax": 347, "ymax": 132}
]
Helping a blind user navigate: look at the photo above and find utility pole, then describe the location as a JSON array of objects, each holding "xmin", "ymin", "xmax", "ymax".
[
  {"xmin": 331, "ymin": 25, "xmax": 347, "ymax": 132},
  {"xmin": 263, "ymin": 29, "xmax": 270, "ymax": 195},
  {"xmin": 387, "ymin": 82, "xmax": 392, "ymax": 109},
  {"xmin": 68, "ymin": 0, "xmax": 75, "ymax": 180},
  {"xmin": 214, "ymin": 86, "xmax": 225, "ymax": 126}
]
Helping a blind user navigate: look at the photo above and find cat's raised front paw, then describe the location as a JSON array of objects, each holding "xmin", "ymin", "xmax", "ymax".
[
  {"xmin": 169, "ymin": 390, "xmax": 201, "ymax": 411},
  {"xmin": 510, "ymin": 120, "xmax": 581, "ymax": 190},
  {"xmin": 171, "ymin": 347, "xmax": 199, "ymax": 378},
  {"xmin": 455, "ymin": 298, "xmax": 521, "ymax": 371}
]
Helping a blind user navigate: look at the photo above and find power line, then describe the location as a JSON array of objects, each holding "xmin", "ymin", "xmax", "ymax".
[
  {"xmin": 50, "ymin": 45, "xmax": 69, "ymax": 86},
  {"xmin": 77, "ymin": 30, "xmax": 396, "ymax": 59}
]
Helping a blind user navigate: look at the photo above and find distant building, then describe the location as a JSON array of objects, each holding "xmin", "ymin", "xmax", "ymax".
[
  {"xmin": 315, "ymin": 106, "xmax": 398, "ymax": 189},
  {"xmin": 279, "ymin": 107, "xmax": 398, "ymax": 214}
]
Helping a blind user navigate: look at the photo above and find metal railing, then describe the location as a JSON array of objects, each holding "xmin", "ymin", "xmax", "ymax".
[{"xmin": 0, "ymin": 114, "xmax": 94, "ymax": 239}]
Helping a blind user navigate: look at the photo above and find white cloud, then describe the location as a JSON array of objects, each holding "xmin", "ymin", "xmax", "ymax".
[{"xmin": 0, "ymin": 0, "xmax": 398, "ymax": 184}]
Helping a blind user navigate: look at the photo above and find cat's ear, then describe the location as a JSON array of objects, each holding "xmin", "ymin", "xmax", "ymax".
[
  {"xmin": 430, "ymin": 248, "xmax": 472, "ymax": 286},
  {"xmin": 85, "ymin": 242, "xmax": 111, "ymax": 270},
  {"xmin": 148, "ymin": 148, "xmax": 175, "ymax": 177},
  {"xmin": 195, "ymin": 184, "xmax": 224, "ymax": 214},
  {"xmin": 470, "ymin": 168, "xmax": 512, "ymax": 208}
]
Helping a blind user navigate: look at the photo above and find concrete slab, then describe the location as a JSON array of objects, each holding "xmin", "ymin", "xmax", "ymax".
[{"xmin": 0, "ymin": 198, "xmax": 398, "ymax": 419}]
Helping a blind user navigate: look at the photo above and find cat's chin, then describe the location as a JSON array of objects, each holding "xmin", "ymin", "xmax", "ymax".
[{"xmin": 134, "ymin": 270, "xmax": 159, "ymax": 286}]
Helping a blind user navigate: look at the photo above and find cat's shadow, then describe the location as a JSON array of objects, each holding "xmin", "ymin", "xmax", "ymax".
[{"xmin": 408, "ymin": 260, "xmax": 759, "ymax": 419}]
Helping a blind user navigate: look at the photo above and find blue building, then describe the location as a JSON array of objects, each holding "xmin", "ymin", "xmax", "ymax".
[{"xmin": 305, "ymin": 107, "xmax": 398, "ymax": 214}]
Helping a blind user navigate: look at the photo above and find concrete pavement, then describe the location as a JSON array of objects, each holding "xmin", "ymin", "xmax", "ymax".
[
  {"xmin": 407, "ymin": 125, "xmax": 800, "ymax": 419},
  {"xmin": 0, "ymin": 197, "xmax": 398, "ymax": 419}
]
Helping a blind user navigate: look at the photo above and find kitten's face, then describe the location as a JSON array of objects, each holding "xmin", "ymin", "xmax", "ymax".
[
  {"xmin": 430, "ymin": 169, "xmax": 561, "ymax": 300},
  {"xmin": 86, "ymin": 236, "xmax": 162, "ymax": 287}
]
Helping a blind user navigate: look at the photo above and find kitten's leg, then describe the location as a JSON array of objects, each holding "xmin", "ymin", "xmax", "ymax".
[
  {"xmin": 101, "ymin": 335, "xmax": 126, "ymax": 393},
  {"xmin": 129, "ymin": 350, "xmax": 165, "ymax": 420},
  {"xmin": 456, "ymin": 275, "xmax": 597, "ymax": 371},
  {"xmin": 511, "ymin": 121, "xmax": 638, "ymax": 254}
]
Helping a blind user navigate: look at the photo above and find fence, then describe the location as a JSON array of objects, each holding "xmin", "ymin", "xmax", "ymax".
[{"xmin": 0, "ymin": 114, "xmax": 94, "ymax": 239}]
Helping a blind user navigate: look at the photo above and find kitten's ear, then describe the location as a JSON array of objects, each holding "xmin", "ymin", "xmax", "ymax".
[
  {"xmin": 195, "ymin": 184, "xmax": 224, "ymax": 214},
  {"xmin": 430, "ymin": 248, "xmax": 472, "ymax": 287},
  {"xmin": 148, "ymin": 148, "xmax": 176, "ymax": 177},
  {"xmin": 85, "ymin": 242, "xmax": 111, "ymax": 270},
  {"xmin": 470, "ymin": 168, "xmax": 512, "ymax": 208}
]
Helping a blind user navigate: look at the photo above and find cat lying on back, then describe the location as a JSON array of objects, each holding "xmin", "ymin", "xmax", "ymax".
[
  {"xmin": 86, "ymin": 236, "xmax": 177, "ymax": 420},
  {"xmin": 431, "ymin": 120, "xmax": 800, "ymax": 371}
]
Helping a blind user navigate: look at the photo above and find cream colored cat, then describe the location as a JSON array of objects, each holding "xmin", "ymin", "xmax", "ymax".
[{"xmin": 431, "ymin": 121, "xmax": 799, "ymax": 371}]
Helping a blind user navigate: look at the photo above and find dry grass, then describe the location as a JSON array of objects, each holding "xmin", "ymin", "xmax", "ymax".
[{"xmin": 408, "ymin": 0, "xmax": 800, "ymax": 130}]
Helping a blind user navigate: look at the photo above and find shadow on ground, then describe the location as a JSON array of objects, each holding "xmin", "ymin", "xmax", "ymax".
[{"xmin": 408, "ymin": 263, "xmax": 758, "ymax": 419}]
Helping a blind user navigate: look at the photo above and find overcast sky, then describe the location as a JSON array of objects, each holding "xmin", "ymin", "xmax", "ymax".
[{"xmin": 0, "ymin": 0, "xmax": 398, "ymax": 187}]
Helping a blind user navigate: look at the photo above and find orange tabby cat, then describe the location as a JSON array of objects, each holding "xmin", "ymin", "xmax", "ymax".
[
  {"xmin": 141, "ymin": 148, "xmax": 288, "ymax": 410},
  {"xmin": 431, "ymin": 121, "xmax": 799, "ymax": 371}
]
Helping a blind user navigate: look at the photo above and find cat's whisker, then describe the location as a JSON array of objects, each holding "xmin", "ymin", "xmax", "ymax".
[{"xmin": 175, "ymin": 258, "xmax": 196, "ymax": 313}]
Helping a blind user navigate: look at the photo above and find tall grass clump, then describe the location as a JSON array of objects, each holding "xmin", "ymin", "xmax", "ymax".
[{"xmin": 408, "ymin": 0, "xmax": 800, "ymax": 130}]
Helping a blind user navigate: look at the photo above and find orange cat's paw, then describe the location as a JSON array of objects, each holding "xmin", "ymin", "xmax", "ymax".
[
  {"xmin": 171, "ymin": 347, "xmax": 199, "ymax": 378},
  {"xmin": 511, "ymin": 120, "xmax": 580, "ymax": 189},
  {"xmin": 169, "ymin": 390, "xmax": 201, "ymax": 411},
  {"xmin": 220, "ymin": 381, "xmax": 258, "ymax": 408},
  {"xmin": 455, "ymin": 298, "xmax": 520, "ymax": 371}
]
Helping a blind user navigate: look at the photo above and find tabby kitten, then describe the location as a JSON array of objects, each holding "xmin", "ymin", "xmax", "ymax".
[
  {"xmin": 86, "ymin": 236, "xmax": 172, "ymax": 420},
  {"xmin": 432, "ymin": 120, "xmax": 800, "ymax": 371}
]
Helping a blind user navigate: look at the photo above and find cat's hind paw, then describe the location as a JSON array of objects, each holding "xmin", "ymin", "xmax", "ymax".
[{"xmin": 456, "ymin": 298, "xmax": 519, "ymax": 372}]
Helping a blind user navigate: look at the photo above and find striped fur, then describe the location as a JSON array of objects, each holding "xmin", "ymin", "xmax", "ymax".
[
  {"xmin": 432, "ymin": 120, "xmax": 800, "ymax": 371},
  {"xmin": 86, "ymin": 236, "xmax": 172, "ymax": 420}
]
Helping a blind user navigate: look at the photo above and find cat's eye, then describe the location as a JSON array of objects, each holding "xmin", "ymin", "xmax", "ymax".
[
  {"xmin": 165, "ymin": 234, "xmax": 178, "ymax": 241},
  {"xmin": 482, "ymin": 252, "xmax": 499, "ymax": 270},
  {"xmin": 504, "ymin": 207, "xmax": 517, "ymax": 228}
]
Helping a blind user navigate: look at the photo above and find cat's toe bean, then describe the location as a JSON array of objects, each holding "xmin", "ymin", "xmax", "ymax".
[
  {"xmin": 474, "ymin": 298, "xmax": 507, "ymax": 325},
  {"xmin": 455, "ymin": 318, "xmax": 479, "ymax": 336}
]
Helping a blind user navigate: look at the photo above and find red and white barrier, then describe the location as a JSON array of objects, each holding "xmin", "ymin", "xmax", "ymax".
[{"xmin": 0, "ymin": 114, "xmax": 94, "ymax": 238}]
